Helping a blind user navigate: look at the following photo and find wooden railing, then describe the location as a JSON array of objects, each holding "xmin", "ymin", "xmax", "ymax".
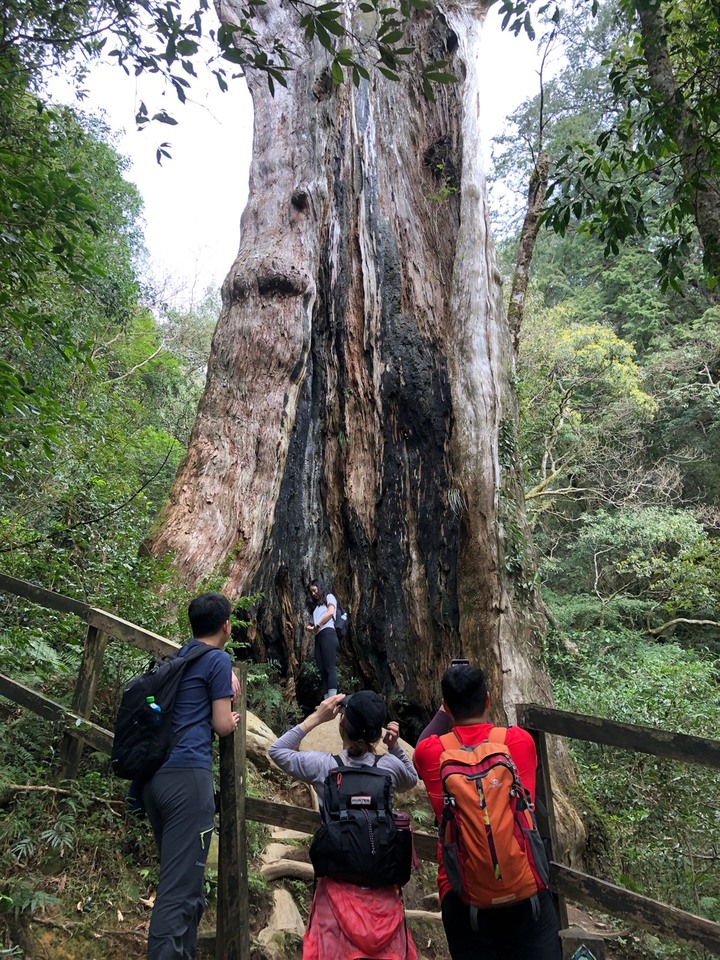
[
  {"xmin": 516, "ymin": 703, "xmax": 720, "ymax": 956},
  {"xmin": 1, "ymin": 572, "xmax": 719, "ymax": 958},
  {"xmin": 0, "ymin": 572, "xmax": 246, "ymax": 959}
]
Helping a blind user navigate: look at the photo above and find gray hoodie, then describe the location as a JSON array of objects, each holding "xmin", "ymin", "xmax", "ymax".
[{"xmin": 269, "ymin": 724, "xmax": 417, "ymax": 800}]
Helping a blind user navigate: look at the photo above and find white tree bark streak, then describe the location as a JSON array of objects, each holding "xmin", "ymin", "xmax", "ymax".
[{"xmin": 442, "ymin": 4, "xmax": 525, "ymax": 717}]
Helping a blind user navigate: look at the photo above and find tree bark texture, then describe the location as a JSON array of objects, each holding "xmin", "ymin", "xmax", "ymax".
[
  {"xmin": 150, "ymin": 0, "xmax": 556, "ymax": 740},
  {"xmin": 508, "ymin": 152, "xmax": 549, "ymax": 353}
]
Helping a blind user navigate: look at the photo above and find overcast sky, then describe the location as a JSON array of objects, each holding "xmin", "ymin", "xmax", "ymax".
[{"xmin": 59, "ymin": 12, "xmax": 541, "ymax": 303}]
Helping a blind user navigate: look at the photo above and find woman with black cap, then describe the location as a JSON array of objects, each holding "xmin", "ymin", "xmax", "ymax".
[{"xmin": 269, "ymin": 692, "xmax": 418, "ymax": 960}]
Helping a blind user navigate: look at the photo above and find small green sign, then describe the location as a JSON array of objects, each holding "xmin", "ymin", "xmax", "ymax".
[{"xmin": 571, "ymin": 947, "xmax": 597, "ymax": 960}]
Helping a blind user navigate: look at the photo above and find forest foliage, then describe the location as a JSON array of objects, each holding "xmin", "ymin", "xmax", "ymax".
[
  {"xmin": 492, "ymin": 1, "xmax": 720, "ymax": 946},
  {"xmin": 495, "ymin": 0, "xmax": 720, "ymax": 286},
  {"xmin": 0, "ymin": 0, "xmax": 719, "ymax": 957}
]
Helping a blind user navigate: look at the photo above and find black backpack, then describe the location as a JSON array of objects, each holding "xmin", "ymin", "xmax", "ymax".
[
  {"xmin": 334, "ymin": 600, "xmax": 349, "ymax": 638},
  {"xmin": 111, "ymin": 643, "xmax": 212, "ymax": 781},
  {"xmin": 309, "ymin": 756, "xmax": 413, "ymax": 887}
]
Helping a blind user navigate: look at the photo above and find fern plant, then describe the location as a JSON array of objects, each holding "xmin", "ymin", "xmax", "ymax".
[{"xmin": 0, "ymin": 880, "xmax": 59, "ymax": 918}]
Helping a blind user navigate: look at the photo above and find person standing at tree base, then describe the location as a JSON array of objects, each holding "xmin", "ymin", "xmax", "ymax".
[{"xmin": 306, "ymin": 579, "xmax": 339, "ymax": 699}]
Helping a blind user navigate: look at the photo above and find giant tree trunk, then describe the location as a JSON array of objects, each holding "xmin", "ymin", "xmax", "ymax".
[{"xmin": 150, "ymin": 0, "xmax": 554, "ymax": 737}]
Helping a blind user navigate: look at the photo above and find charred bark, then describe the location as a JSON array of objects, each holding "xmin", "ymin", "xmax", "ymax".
[{"xmin": 149, "ymin": 1, "xmax": 558, "ymax": 746}]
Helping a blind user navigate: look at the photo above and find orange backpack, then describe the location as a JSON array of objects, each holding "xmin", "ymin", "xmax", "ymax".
[{"xmin": 438, "ymin": 728, "xmax": 550, "ymax": 913}]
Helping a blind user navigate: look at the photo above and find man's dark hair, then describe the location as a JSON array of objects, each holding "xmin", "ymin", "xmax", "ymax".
[
  {"xmin": 441, "ymin": 665, "xmax": 488, "ymax": 722},
  {"xmin": 188, "ymin": 592, "xmax": 232, "ymax": 638}
]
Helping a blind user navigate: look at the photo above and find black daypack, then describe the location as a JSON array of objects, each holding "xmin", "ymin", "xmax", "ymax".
[
  {"xmin": 309, "ymin": 756, "xmax": 413, "ymax": 887},
  {"xmin": 334, "ymin": 600, "xmax": 349, "ymax": 639},
  {"xmin": 111, "ymin": 643, "xmax": 212, "ymax": 781}
]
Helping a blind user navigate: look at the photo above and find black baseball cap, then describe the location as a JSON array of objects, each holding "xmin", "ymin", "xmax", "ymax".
[{"xmin": 341, "ymin": 691, "xmax": 387, "ymax": 742}]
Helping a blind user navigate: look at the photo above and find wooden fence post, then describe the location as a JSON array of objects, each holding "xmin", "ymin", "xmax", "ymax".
[
  {"xmin": 58, "ymin": 624, "xmax": 108, "ymax": 781},
  {"xmin": 216, "ymin": 664, "xmax": 249, "ymax": 960},
  {"xmin": 529, "ymin": 724, "xmax": 569, "ymax": 932}
]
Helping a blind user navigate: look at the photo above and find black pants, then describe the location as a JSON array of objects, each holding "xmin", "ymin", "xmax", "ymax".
[
  {"xmin": 441, "ymin": 889, "xmax": 561, "ymax": 960},
  {"xmin": 143, "ymin": 768, "xmax": 215, "ymax": 960},
  {"xmin": 315, "ymin": 626, "xmax": 339, "ymax": 693}
]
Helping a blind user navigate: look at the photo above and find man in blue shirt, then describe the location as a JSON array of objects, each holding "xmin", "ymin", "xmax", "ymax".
[{"xmin": 143, "ymin": 592, "xmax": 239, "ymax": 960}]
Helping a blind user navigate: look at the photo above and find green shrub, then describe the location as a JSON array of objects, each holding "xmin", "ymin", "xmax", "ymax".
[{"xmin": 551, "ymin": 627, "xmax": 719, "ymax": 921}]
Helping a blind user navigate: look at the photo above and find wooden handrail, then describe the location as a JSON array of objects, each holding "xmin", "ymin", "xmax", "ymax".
[
  {"xmin": 552, "ymin": 864, "xmax": 720, "ymax": 955},
  {"xmin": 217, "ymin": 665, "xmax": 249, "ymax": 960},
  {"xmin": 0, "ymin": 674, "xmax": 113, "ymax": 754},
  {"xmin": 516, "ymin": 703, "xmax": 720, "ymax": 769},
  {"xmin": 0, "ymin": 572, "xmax": 90, "ymax": 617},
  {"xmin": 0, "ymin": 572, "xmax": 178, "ymax": 656}
]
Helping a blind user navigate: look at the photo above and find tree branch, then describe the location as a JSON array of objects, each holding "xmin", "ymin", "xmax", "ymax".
[
  {"xmin": 100, "ymin": 342, "xmax": 166, "ymax": 385},
  {"xmin": 508, "ymin": 152, "xmax": 549, "ymax": 352},
  {"xmin": 647, "ymin": 617, "xmax": 720, "ymax": 637},
  {"xmin": 2, "ymin": 783, "xmax": 124, "ymax": 813}
]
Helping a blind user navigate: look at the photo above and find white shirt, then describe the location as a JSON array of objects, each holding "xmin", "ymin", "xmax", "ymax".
[{"xmin": 313, "ymin": 593, "xmax": 337, "ymax": 633}]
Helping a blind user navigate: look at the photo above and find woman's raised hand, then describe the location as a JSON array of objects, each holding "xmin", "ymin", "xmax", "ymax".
[
  {"xmin": 315, "ymin": 693, "xmax": 345, "ymax": 723},
  {"xmin": 300, "ymin": 693, "xmax": 346, "ymax": 735},
  {"xmin": 383, "ymin": 721, "xmax": 400, "ymax": 749}
]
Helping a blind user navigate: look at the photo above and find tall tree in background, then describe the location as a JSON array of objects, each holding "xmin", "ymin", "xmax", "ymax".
[
  {"xmin": 517, "ymin": 0, "xmax": 720, "ymax": 288},
  {"xmin": 490, "ymin": 0, "xmax": 720, "ymax": 663},
  {"xmin": 149, "ymin": 0, "xmax": 558, "ymax": 736}
]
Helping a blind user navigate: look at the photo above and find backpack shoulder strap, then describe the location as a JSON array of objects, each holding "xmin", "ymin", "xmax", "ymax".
[
  {"xmin": 168, "ymin": 644, "xmax": 218, "ymax": 750},
  {"xmin": 440, "ymin": 727, "xmax": 509, "ymax": 750},
  {"xmin": 439, "ymin": 730, "xmax": 463, "ymax": 749},
  {"xmin": 178, "ymin": 642, "xmax": 215, "ymax": 664},
  {"xmin": 336, "ymin": 754, "xmax": 381, "ymax": 770},
  {"xmin": 487, "ymin": 726, "xmax": 508, "ymax": 744}
]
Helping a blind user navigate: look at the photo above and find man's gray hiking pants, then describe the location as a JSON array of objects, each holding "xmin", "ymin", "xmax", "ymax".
[{"xmin": 144, "ymin": 767, "xmax": 215, "ymax": 960}]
